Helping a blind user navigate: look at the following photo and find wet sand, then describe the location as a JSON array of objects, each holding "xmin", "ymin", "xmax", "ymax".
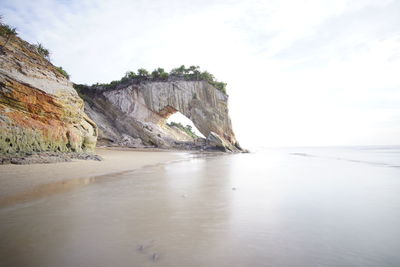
[
  {"xmin": 1, "ymin": 147, "xmax": 399, "ymax": 267},
  {"xmin": 0, "ymin": 148, "xmax": 190, "ymax": 205}
]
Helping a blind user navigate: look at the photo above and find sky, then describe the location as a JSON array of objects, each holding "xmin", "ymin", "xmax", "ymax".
[{"xmin": 1, "ymin": 0, "xmax": 399, "ymax": 148}]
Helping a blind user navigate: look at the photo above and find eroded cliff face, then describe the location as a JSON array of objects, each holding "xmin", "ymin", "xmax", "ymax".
[
  {"xmin": 0, "ymin": 36, "xmax": 97, "ymax": 154},
  {"xmin": 81, "ymin": 80, "xmax": 241, "ymax": 151}
]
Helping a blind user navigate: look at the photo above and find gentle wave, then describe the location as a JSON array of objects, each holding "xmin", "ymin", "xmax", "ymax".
[{"xmin": 290, "ymin": 149, "xmax": 400, "ymax": 168}]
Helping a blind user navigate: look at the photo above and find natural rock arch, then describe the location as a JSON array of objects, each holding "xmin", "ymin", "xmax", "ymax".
[
  {"xmin": 140, "ymin": 80, "xmax": 238, "ymax": 145},
  {"xmin": 166, "ymin": 111, "xmax": 205, "ymax": 138},
  {"xmin": 82, "ymin": 80, "xmax": 240, "ymax": 150}
]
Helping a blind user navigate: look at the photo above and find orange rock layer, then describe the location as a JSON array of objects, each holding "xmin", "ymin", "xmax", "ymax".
[{"xmin": 0, "ymin": 34, "xmax": 97, "ymax": 154}]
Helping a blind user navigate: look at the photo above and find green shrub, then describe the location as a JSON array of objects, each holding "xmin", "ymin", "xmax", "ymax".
[
  {"xmin": 137, "ymin": 68, "xmax": 150, "ymax": 77},
  {"xmin": 72, "ymin": 83, "xmax": 90, "ymax": 99},
  {"xmin": 33, "ymin": 43, "xmax": 50, "ymax": 59},
  {"xmin": 0, "ymin": 24, "xmax": 17, "ymax": 37},
  {"xmin": 170, "ymin": 65, "xmax": 186, "ymax": 76},
  {"xmin": 55, "ymin": 66, "xmax": 70, "ymax": 79},
  {"xmin": 87, "ymin": 66, "xmax": 228, "ymax": 94},
  {"xmin": 169, "ymin": 66, "xmax": 226, "ymax": 93},
  {"xmin": 0, "ymin": 19, "xmax": 17, "ymax": 47},
  {"xmin": 160, "ymin": 72, "xmax": 169, "ymax": 79},
  {"xmin": 125, "ymin": 71, "xmax": 137, "ymax": 79},
  {"xmin": 151, "ymin": 68, "xmax": 169, "ymax": 80},
  {"xmin": 167, "ymin": 121, "xmax": 198, "ymax": 139}
]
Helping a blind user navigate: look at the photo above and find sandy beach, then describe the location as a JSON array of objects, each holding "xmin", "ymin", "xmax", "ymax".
[
  {"xmin": 0, "ymin": 147, "xmax": 399, "ymax": 266},
  {"xmin": 0, "ymin": 148, "xmax": 190, "ymax": 207}
]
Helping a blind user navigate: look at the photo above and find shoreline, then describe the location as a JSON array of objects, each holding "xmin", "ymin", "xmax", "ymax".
[
  {"xmin": 0, "ymin": 146, "xmax": 230, "ymax": 165},
  {"xmin": 0, "ymin": 148, "xmax": 198, "ymax": 206}
]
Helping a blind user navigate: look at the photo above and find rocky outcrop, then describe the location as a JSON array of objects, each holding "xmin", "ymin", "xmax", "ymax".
[
  {"xmin": 206, "ymin": 131, "xmax": 237, "ymax": 152},
  {"xmin": 0, "ymin": 35, "xmax": 97, "ymax": 155},
  {"xmin": 80, "ymin": 79, "xmax": 242, "ymax": 151}
]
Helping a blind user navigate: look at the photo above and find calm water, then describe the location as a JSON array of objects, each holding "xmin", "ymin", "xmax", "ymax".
[{"xmin": 1, "ymin": 147, "xmax": 400, "ymax": 267}]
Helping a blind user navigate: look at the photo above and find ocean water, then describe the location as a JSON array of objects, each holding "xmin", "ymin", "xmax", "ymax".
[{"xmin": 0, "ymin": 147, "xmax": 399, "ymax": 267}]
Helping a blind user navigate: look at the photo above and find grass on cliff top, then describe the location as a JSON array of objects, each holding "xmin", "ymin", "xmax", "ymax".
[{"xmin": 76, "ymin": 65, "xmax": 228, "ymax": 94}]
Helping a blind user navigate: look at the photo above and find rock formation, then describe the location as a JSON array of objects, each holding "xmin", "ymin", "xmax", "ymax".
[
  {"xmin": 0, "ymin": 30, "xmax": 241, "ymax": 155},
  {"xmin": 0, "ymin": 35, "xmax": 97, "ymax": 154},
  {"xmin": 79, "ymin": 79, "xmax": 242, "ymax": 152}
]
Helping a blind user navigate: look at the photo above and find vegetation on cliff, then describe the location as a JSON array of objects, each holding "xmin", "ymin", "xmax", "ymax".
[
  {"xmin": 0, "ymin": 17, "xmax": 97, "ymax": 156},
  {"xmin": 2, "ymin": 19, "xmax": 224, "ymax": 93},
  {"xmin": 31, "ymin": 43, "xmax": 70, "ymax": 79},
  {"xmin": 167, "ymin": 122, "xmax": 199, "ymax": 139},
  {"xmin": 33, "ymin": 43, "xmax": 50, "ymax": 59},
  {"xmin": 1, "ymin": 18, "xmax": 70, "ymax": 80},
  {"xmin": 80, "ymin": 65, "xmax": 227, "ymax": 94},
  {"xmin": 0, "ymin": 16, "xmax": 17, "ymax": 47},
  {"xmin": 55, "ymin": 66, "xmax": 70, "ymax": 79}
]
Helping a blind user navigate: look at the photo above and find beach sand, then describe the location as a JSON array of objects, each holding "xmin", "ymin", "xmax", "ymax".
[
  {"xmin": 0, "ymin": 147, "xmax": 399, "ymax": 267},
  {"xmin": 0, "ymin": 148, "xmax": 189, "ymax": 206}
]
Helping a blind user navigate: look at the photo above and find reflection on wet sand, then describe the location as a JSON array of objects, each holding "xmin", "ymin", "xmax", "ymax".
[
  {"xmin": 0, "ymin": 154, "xmax": 214, "ymax": 208},
  {"xmin": 0, "ymin": 170, "xmax": 139, "ymax": 208},
  {"xmin": 0, "ymin": 156, "xmax": 234, "ymax": 267},
  {"xmin": 0, "ymin": 176, "xmax": 95, "ymax": 208}
]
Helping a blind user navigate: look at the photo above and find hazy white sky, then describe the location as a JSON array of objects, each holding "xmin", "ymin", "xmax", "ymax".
[{"xmin": 1, "ymin": 0, "xmax": 399, "ymax": 147}]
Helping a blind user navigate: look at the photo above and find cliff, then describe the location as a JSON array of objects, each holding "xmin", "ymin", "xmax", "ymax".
[
  {"xmin": 79, "ymin": 79, "xmax": 242, "ymax": 152},
  {"xmin": 0, "ymin": 35, "xmax": 97, "ymax": 155},
  {"xmin": 0, "ymin": 28, "xmax": 241, "ymax": 155}
]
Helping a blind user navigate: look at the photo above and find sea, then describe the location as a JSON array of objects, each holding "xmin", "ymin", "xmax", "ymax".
[{"xmin": 1, "ymin": 146, "xmax": 399, "ymax": 267}]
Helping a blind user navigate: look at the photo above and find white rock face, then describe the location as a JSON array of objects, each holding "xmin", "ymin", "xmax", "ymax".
[{"xmin": 82, "ymin": 80, "xmax": 241, "ymax": 151}]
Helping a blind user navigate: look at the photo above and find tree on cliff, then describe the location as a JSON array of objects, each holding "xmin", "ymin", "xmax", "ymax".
[
  {"xmin": 119, "ymin": 71, "xmax": 137, "ymax": 83},
  {"xmin": 151, "ymin": 68, "xmax": 169, "ymax": 80},
  {"xmin": 170, "ymin": 65, "xmax": 187, "ymax": 76},
  {"xmin": 88, "ymin": 65, "xmax": 228, "ymax": 94},
  {"xmin": 125, "ymin": 71, "xmax": 137, "ymax": 79},
  {"xmin": 137, "ymin": 68, "xmax": 150, "ymax": 77},
  {"xmin": 188, "ymin": 65, "xmax": 201, "ymax": 79}
]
